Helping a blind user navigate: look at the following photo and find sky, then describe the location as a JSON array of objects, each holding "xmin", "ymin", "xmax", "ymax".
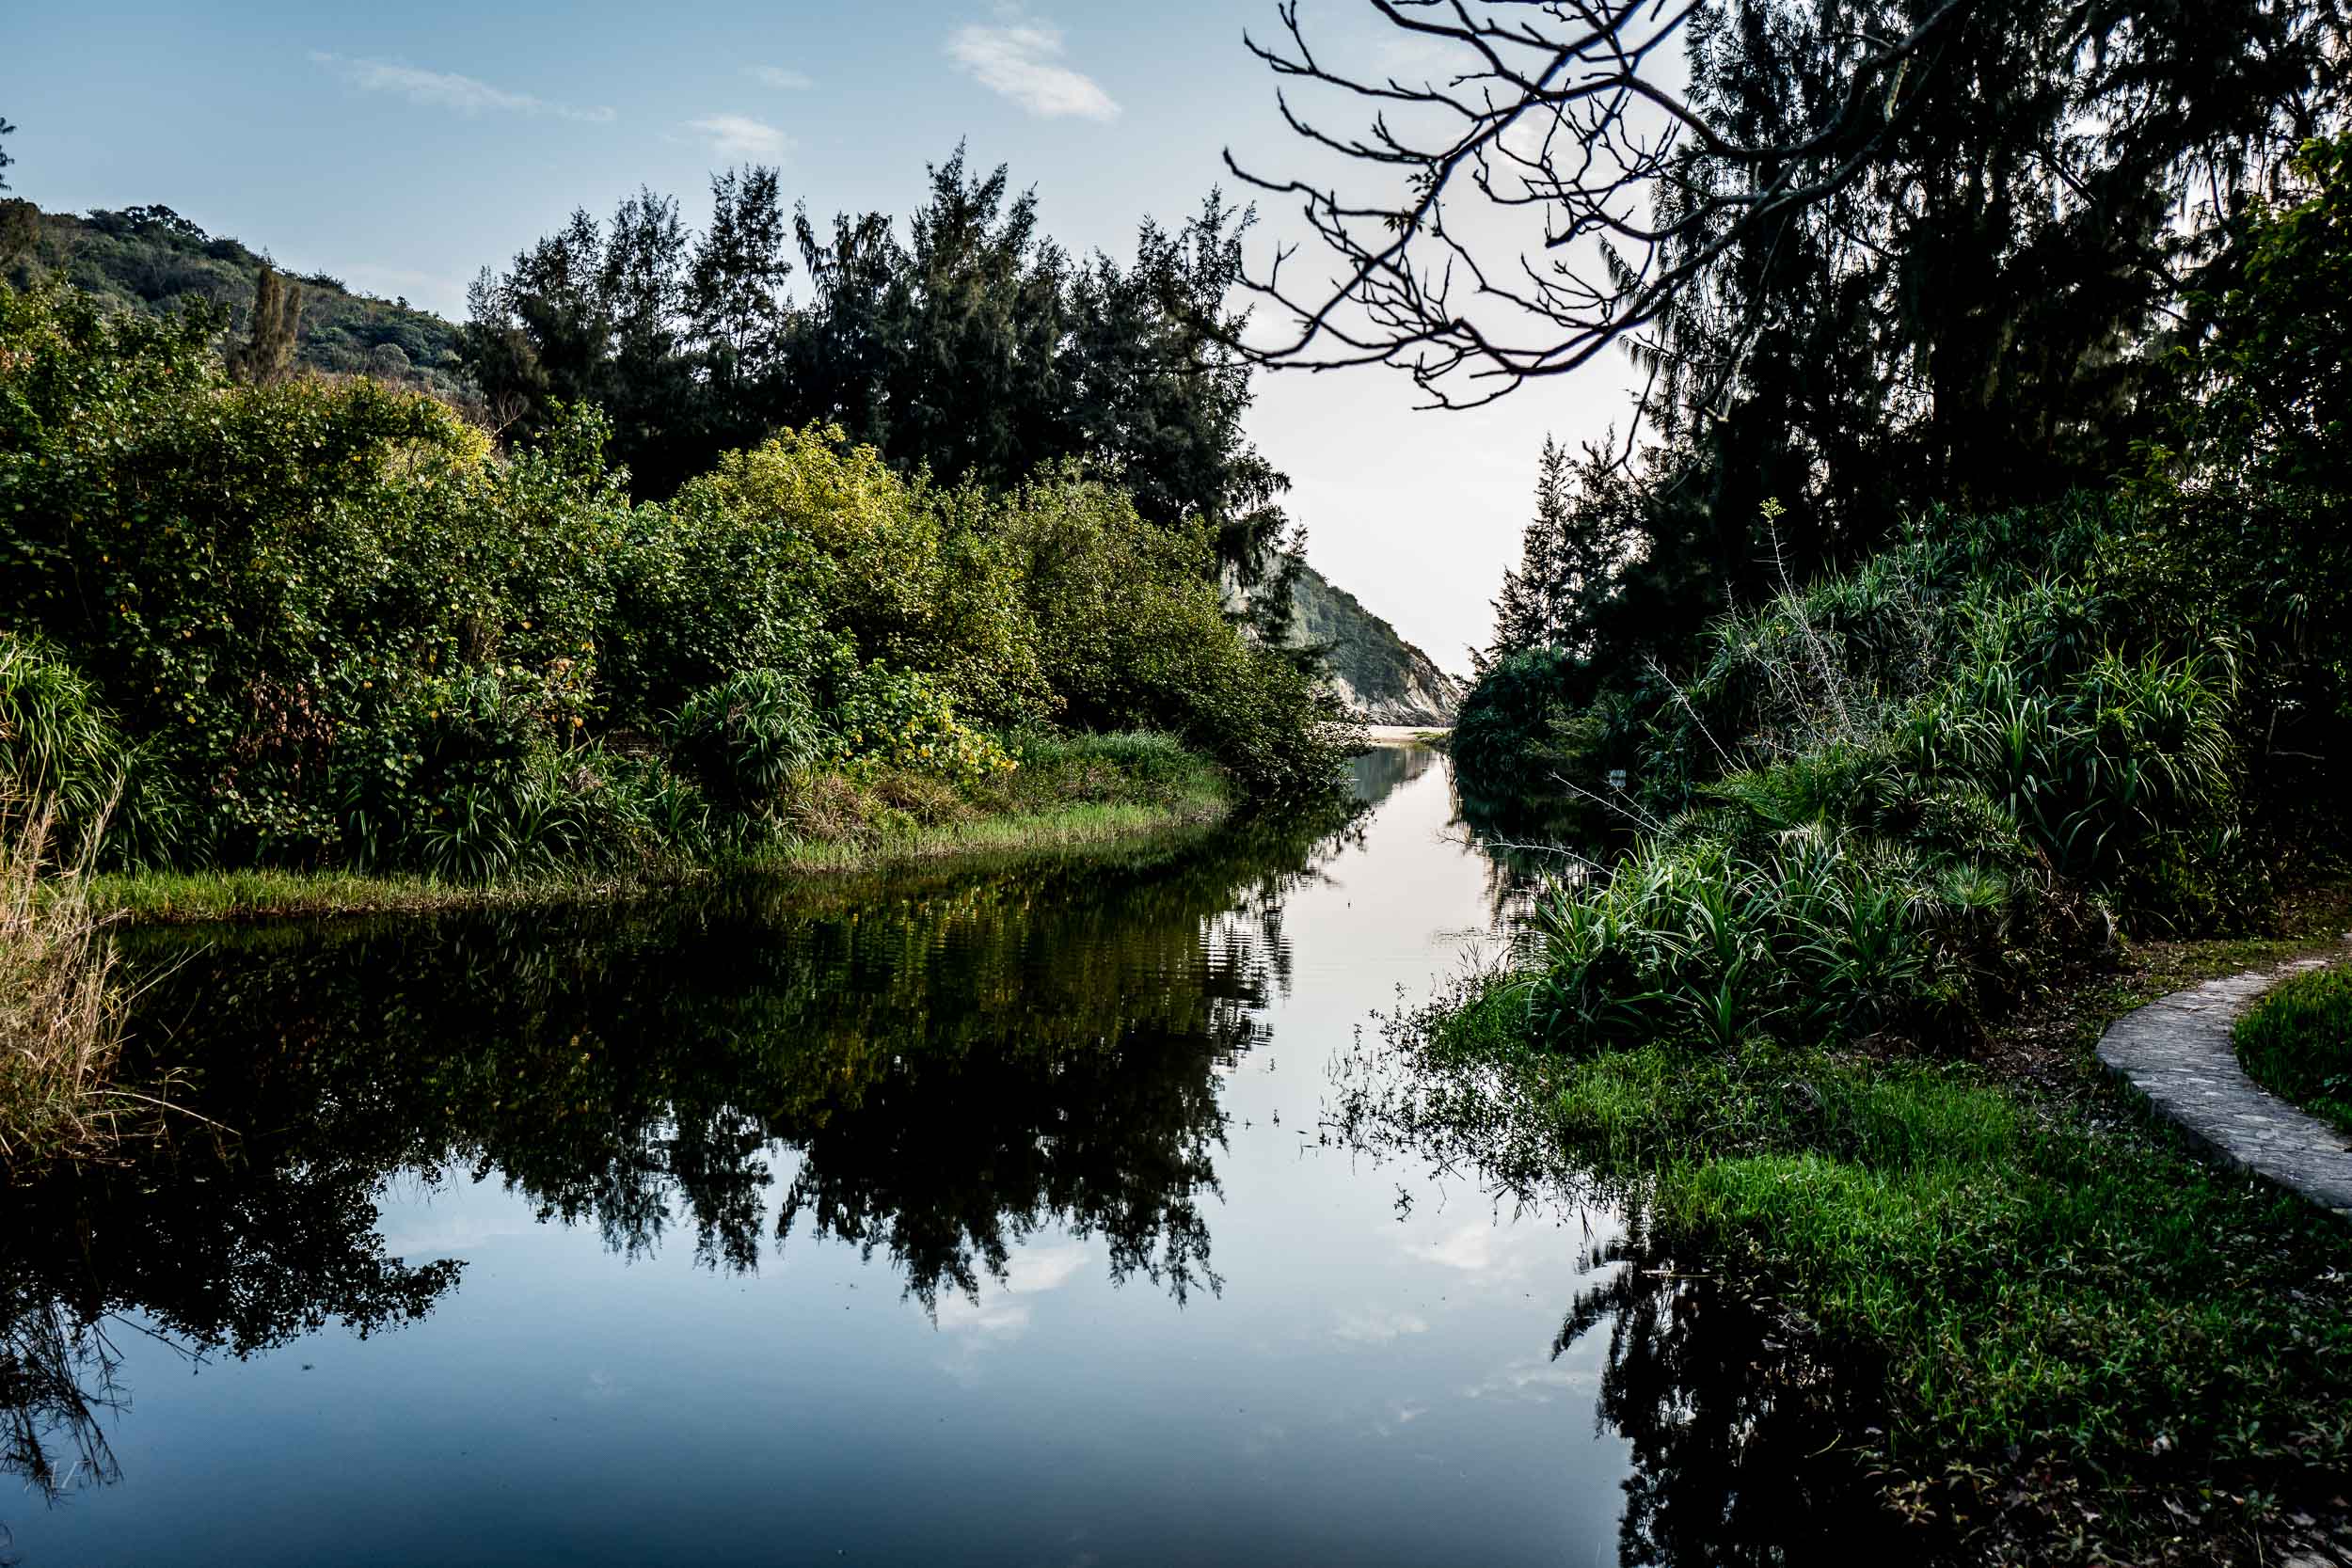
[{"xmin": 3, "ymin": 1, "xmax": 1645, "ymax": 673}]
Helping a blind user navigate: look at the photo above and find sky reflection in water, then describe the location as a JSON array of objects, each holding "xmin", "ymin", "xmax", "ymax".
[{"xmin": 3, "ymin": 748, "xmax": 1656, "ymax": 1567}]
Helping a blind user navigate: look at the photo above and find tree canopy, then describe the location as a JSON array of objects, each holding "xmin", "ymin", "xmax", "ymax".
[
  {"xmin": 463, "ymin": 148, "xmax": 1297, "ymax": 598},
  {"xmin": 1238, "ymin": 0, "xmax": 2347, "ymax": 669}
]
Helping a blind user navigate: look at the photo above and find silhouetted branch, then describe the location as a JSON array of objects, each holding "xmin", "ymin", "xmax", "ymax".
[{"xmin": 1224, "ymin": 0, "xmax": 1971, "ymax": 407}]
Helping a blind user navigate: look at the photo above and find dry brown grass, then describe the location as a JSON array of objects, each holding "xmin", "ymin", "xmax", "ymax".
[{"xmin": 0, "ymin": 796, "xmax": 130, "ymax": 1166}]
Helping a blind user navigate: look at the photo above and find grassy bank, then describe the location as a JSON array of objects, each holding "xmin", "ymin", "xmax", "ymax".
[
  {"xmin": 1387, "ymin": 880, "xmax": 2352, "ymax": 1565},
  {"xmin": 1406, "ymin": 463, "xmax": 2352, "ymax": 1558},
  {"xmin": 2234, "ymin": 963, "xmax": 2352, "ymax": 1139},
  {"xmin": 87, "ymin": 731, "xmax": 1231, "ymax": 925}
]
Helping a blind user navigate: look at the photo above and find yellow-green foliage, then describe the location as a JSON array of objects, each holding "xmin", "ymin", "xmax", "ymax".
[
  {"xmin": 0, "ymin": 279, "xmax": 1341, "ymax": 879},
  {"xmin": 685, "ymin": 429, "xmax": 1051, "ymax": 729}
]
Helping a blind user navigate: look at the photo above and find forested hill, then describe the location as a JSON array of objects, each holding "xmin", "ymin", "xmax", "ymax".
[
  {"xmin": 2, "ymin": 202, "xmax": 468, "ymax": 401},
  {"xmin": 1289, "ymin": 562, "xmax": 1463, "ymax": 726}
]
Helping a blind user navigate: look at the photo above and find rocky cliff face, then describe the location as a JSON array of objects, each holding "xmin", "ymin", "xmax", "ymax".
[{"xmin": 1287, "ymin": 562, "xmax": 1465, "ymax": 726}]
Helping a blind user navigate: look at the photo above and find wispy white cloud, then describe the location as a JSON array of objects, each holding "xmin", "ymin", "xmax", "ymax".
[
  {"xmin": 749, "ymin": 64, "xmax": 814, "ymax": 90},
  {"xmin": 1332, "ymin": 1306, "xmax": 1431, "ymax": 1344},
  {"xmin": 933, "ymin": 1242, "xmax": 1089, "ymax": 1345},
  {"xmin": 310, "ymin": 52, "xmax": 614, "ymax": 124},
  {"xmin": 685, "ymin": 113, "xmax": 792, "ymax": 160},
  {"xmin": 946, "ymin": 13, "xmax": 1119, "ymax": 121}
]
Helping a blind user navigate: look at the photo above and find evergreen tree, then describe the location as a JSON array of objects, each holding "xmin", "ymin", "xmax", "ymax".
[
  {"xmin": 684, "ymin": 166, "xmax": 792, "ymax": 411},
  {"xmin": 225, "ymin": 265, "xmax": 302, "ymax": 386},
  {"xmin": 464, "ymin": 149, "xmax": 1299, "ymax": 592},
  {"xmin": 1491, "ymin": 438, "xmax": 1566, "ymax": 657},
  {"xmin": 1491, "ymin": 436, "xmax": 1634, "ymax": 658}
]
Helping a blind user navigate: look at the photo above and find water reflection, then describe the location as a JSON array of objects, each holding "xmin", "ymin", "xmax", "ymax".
[
  {"xmin": 1558, "ymin": 1219, "xmax": 1915, "ymax": 1566},
  {"xmin": 134, "ymin": 815, "xmax": 1359, "ymax": 1296},
  {"xmin": 0, "ymin": 750, "xmax": 1915, "ymax": 1564},
  {"xmin": 1327, "ymin": 977, "xmax": 1928, "ymax": 1564},
  {"xmin": 0, "ymin": 809, "xmax": 1359, "ymax": 1508},
  {"xmin": 0, "ymin": 1145, "xmax": 463, "ymax": 1504}
]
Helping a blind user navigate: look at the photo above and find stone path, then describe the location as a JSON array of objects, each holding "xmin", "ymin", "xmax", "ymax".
[{"xmin": 2097, "ymin": 953, "xmax": 2352, "ymax": 1219}]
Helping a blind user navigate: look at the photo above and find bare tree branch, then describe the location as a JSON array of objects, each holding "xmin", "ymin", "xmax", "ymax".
[{"xmin": 1223, "ymin": 0, "xmax": 1974, "ymax": 408}]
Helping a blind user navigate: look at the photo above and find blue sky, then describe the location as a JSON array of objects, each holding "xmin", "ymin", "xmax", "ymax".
[{"xmin": 4, "ymin": 2, "xmax": 1642, "ymax": 670}]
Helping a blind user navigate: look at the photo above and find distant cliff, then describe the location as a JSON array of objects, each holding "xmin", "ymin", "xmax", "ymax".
[{"xmin": 1289, "ymin": 562, "xmax": 1464, "ymax": 726}]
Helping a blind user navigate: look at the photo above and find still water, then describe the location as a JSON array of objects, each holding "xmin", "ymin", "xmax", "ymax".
[{"xmin": 0, "ymin": 747, "xmax": 1848, "ymax": 1566}]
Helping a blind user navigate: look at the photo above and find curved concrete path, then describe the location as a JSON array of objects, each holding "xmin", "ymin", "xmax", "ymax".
[{"xmin": 2097, "ymin": 953, "xmax": 2352, "ymax": 1219}]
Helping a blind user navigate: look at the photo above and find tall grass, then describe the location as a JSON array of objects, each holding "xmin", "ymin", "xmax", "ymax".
[
  {"xmin": 1503, "ymin": 524, "xmax": 2254, "ymax": 1057},
  {"xmin": 0, "ymin": 795, "xmax": 128, "ymax": 1164}
]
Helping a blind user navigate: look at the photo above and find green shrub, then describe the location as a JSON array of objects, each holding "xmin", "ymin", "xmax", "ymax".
[
  {"xmin": 1002, "ymin": 472, "xmax": 1348, "ymax": 798},
  {"xmin": 0, "ymin": 279, "xmax": 1336, "ymax": 881},
  {"xmin": 812, "ymin": 657, "xmax": 1012, "ymax": 784},
  {"xmin": 671, "ymin": 669, "xmax": 822, "ymax": 809},
  {"xmin": 1486, "ymin": 498, "xmax": 2264, "ymax": 1059},
  {"xmin": 0, "ymin": 634, "xmax": 135, "ymax": 855},
  {"xmin": 2233, "ymin": 965, "xmax": 2352, "ymax": 1138},
  {"xmin": 1450, "ymin": 646, "xmax": 1586, "ymax": 797},
  {"xmin": 676, "ymin": 429, "xmax": 1052, "ymax": 729}
]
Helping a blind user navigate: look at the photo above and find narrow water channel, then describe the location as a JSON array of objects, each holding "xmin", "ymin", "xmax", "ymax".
[{"xmin": 0, "ymin": 747, "xmax": 1860, "ymax": 1566}]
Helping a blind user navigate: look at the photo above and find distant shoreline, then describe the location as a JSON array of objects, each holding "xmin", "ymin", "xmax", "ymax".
[{"xmin": 1359, "ymin": 725, "xmax": 1449, "ymax": 748}]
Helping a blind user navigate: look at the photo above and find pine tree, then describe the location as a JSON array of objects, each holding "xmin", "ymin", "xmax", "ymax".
[
  {"xmin": 1491, "ymin": 436, "xmax": 1576, "ymax": 656},
  {"xmin": 226, "ymin": 265, "xmax": 302, "ymax": 386},
  {"xmin": 1490, "ymin": 434, "xmax": 1637, "ymax": 659}
]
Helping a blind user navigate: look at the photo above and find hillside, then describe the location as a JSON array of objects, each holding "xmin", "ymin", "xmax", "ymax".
[
  {"xmin": 1, "ymin": 201, "xmax": 469, "ymax": 401},
  {"xmin": 1290, "ymin": 562, "xmax": 1464, "ymax": 726}
]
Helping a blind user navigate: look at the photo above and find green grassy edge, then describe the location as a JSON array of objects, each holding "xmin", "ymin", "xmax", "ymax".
[
  {"xmin": 2233, "ymin": 963, "xmax": 2352, "ymax": 1140},
  {"xmin": 87, "ymin": 788, "xmax": 1229, "ymax": 926},
  {"xmin": 1404, "ymin": 884, "xmax": 2352, "ymax": 1564}
]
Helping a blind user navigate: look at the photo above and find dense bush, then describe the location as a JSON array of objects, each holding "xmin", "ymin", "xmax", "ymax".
[
  {"xmin": 999, "ymin": 473, "xmax": 1347, "ymax": 797},
  {"xmin": 0, "ymin": 279, "xmax": 1343, "ymax": 879},
  {"xmin": 1449, "ymin": 646, "xmax": 1584, "ymax": 797}
]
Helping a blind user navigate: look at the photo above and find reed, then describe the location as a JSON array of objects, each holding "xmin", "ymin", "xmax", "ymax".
[{"xmin": 0, "ymin": 794, "xmax": 126, "ymax": 1165}]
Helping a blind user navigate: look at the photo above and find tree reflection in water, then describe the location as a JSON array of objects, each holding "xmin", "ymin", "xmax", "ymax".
[
  {"xmin": 1553, "ymin": 1214, "xmax": 1922, "ymax": 1566},
  {"xmin": 1, "ymin": 805, "xmax": 1359, "ymax": 1504},
  {"xmin": 0, "ymin": 1151, "xmax": 463, "ymax": 1506},
  {"xmin": 1328, "ymin": 1012, "xmax": 1937, "ymax": 1564}
]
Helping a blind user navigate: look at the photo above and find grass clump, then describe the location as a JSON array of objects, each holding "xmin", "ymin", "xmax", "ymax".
[
  {"xmin": 2234, "ymin": 964, "xmax": 2352, "ymax": 1138},
  {"xmin": 0, "ymin": 797, "xmax": 129, "ymax": 1165}
]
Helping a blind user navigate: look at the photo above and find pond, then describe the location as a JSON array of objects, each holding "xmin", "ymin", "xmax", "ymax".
[{"xmin": 0, "ymin": 746, "xmax": 1878, "ymax": 1566}]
